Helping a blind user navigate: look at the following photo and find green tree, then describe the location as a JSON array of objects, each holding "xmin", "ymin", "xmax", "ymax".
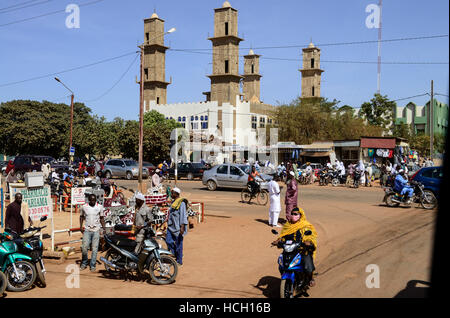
[
  {"xmin": 359, "ymin": 93, "xmax": 396, "ymax": 132},
  {"xmin": 392, "ymin": 122, "xmax": 412, "ymax": 141}
]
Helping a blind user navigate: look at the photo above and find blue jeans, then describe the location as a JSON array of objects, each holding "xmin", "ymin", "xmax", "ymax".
[
  {"xmin": 400, "ymin": 186, "xmax": 414, "ymax": 198},
  {"xmin": 81, "ymin": 230, "xmax": 100, "ymax": 268},
  {"xmin": 166, "ymin": 231, "xmax": 184, "ymax": 265}
]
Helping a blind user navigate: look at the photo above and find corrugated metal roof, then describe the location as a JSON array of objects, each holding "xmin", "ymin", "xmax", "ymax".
[{"xmin": 360, "ymin": 138, "xmax": 396, "ymax": 149}]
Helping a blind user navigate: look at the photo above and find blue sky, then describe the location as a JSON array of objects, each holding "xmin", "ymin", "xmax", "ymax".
[{"xmin": 0, "ymin": 0, "xmax": 448, "ymax": 121}]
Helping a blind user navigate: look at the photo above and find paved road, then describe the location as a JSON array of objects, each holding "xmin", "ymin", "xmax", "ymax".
[{"xmin": 5, "ymin": 179, "xmax": 435, "ymax": 298}]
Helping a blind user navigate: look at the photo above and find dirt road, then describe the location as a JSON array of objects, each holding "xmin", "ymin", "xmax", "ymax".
[{"xmin": 3, "ymin": 180, "xmax": 435, "ymax": 298}]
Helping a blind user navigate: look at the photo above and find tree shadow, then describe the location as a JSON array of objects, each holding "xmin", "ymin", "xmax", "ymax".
[
  {"xmin": 393, "ymin": 280, "xmax": 430, "ymax": 298},
  {"xmin": 252, "ymin": 276, "xmax": 280, "ymax": 298}
]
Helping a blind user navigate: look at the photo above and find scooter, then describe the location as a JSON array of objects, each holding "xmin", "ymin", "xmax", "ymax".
[
  {"xmin": 3, "ymin": 216, "xmax": 48, "ymax": 287},
  {"xmin": 0, "ymin": 232, "xmax": 36, "ymax": 292},
  {"xmin": 330, "ymin": 170, "xmax": 347, "ymax": 187},
  {"xmin": 272, "ymin": 229, "xmax": 314, "ymax": 298},
  {"xmin": 100, "ymin": 223, "xmax": 177, "ymax": 285}
]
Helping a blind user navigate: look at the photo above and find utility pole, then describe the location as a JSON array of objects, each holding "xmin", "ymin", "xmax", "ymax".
[
  {"xmin": 430, "ymin": 80, "xmax": 434, "ymax": 158},
  {"xmin": 138, "ymin": 45, "xmax": 144, "ymax": 193},
  {"xmin": 55, "ymin": 77, "xmax": 75, "ymax": 165},
  {"xmin": 137, "ymin": 27, "xmax": 176, "ymax": 193},
  {"xmin": 377, "ymin": 0, "xmax": 383, "ymax": 94}
]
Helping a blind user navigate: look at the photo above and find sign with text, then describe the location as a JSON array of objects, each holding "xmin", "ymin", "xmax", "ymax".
[
  {"xmin": 71, "ymin": 187, "xmax": 88, "ymax": 205},
  {"xmin": 11, "ymin": 186, "xmax": 52, "ymax": 221}
]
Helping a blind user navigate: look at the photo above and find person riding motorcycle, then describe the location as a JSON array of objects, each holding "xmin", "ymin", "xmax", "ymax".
[
  {"xmin": 393, "ymin": 169, "xmax": 414, "ymax": 203},
  {"xmin": 272, "ymin": 207, "xmax": 318, "ymax": 287},
  {"xmin": 304, "ymin": 162, "xmax": 313, "ymax": 184}
]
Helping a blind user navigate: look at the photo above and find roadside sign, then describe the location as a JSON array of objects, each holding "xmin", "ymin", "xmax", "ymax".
[
  {"xmin": 10, "ymin": 185, "xmax": 53, "ymax": 221},
  {"xmin": 71, "ymin": 187, "xmax": 88, "ymax": 205},
  {"xmin": 69, "ymin": 146, "xmax": 75, "ymax": 156}
]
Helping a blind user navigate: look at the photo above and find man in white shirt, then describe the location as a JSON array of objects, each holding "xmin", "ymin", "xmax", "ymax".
[
  {"xmin": 79, "ymin": 194, "xmax": 106, "ymax": 272},
  {"xmin": 152, "ymin": 169, "xmax": 161, "ymax": 188},
  {"xmin": 268, "ymin": 179, "xmax": 281, "ymax": 227}
]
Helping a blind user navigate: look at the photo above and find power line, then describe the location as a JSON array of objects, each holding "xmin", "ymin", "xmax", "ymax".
[
  {"xmin": 79, "ymin": 53, "xmax": 139, "ymax": 102},
  {"xmin": 0, "ymin": 51, "xmax": 137, "ymax": 88},
  {"xmin": 171, "ymin": 48, "xmax": 448, "ymax": 65},
  {"xmin": 392, "ymin": 93, "xmax": 429, "ymax": 102},
  {"xmin": 171, "ymin": 34, "xmax": 449, "ymax": 51},
  {"xmin": 0, "ymin": 0, "xmax": 53, "ymax": 14},
  {"xmin": 0, "ymin": 0, "xmax": 39, "ymax": 11},
  {"xmin": 435, "ymin": 93, "xmax": 449, "ymax": 98},
  {"xmin": 0, "ymin": 0, "xmax": 106, "ymax": 28}
]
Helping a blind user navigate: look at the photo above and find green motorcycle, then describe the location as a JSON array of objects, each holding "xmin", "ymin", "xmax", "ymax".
[
  {"xmin": 0, "ymin": 271, "xmax": 6, "ymax": 295},
  {"xmin": 0, "ymin": 232, "xmax": 36, "ymax": 292}
]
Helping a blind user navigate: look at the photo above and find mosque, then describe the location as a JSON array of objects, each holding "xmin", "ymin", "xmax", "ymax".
[{"xmin": 143, "ymin": 1, "xmax": 324, "ymax": 163}]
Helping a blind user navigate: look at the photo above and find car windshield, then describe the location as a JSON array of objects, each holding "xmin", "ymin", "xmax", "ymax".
[
  {"xmin": 238, "ymin": 165, "xmax": 250, "ymax": 174},
  {"xmin": 124, "ymin": 160, "xmax": 137, "ymax": 166}
]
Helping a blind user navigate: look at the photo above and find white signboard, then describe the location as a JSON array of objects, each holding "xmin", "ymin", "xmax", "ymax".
[
  {"xmin": 71, "ymin": 187, "xmax": 88, "ymax": 205},
  {"xmin": 11, "ymin": 185, "xmax": 53, "ymax": 221}
]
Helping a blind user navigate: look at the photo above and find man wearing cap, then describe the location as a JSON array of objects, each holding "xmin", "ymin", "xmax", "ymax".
[
  {"xmin": 394, "ymin": 169, "xmax": 414, "ymax": 203},
  {"xmin": 152, "ymin": 169, "xmax": 161, "ymax": 188},
  {"xmin": 133, "ymin": 192, "xmax": 153, "ymax": 254},
  {"xmin": 166, "ymin": 187, "xmax": 188, "ymax": 266}
]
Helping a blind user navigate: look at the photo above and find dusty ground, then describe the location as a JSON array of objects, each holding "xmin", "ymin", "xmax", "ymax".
[{"xmin": 2, "ymin": 179, "xmax": 435, "ymax": 298}]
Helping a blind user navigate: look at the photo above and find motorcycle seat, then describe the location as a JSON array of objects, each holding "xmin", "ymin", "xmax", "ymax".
[{"xmin": 109, "ymin": 235, "xmax": 137, "ymax": 249}]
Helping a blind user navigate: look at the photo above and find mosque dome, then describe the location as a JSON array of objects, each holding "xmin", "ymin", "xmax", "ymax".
[
  {"xmin": 308, "ymin": 41, "xmax": 315, "ymax": 48},
  {"xmin": 222, "ymin": 1, "xmax": 231, "ymax": 8},
  {"xmin": 249, "ymin": 49, "xmax": 255, "ymax": 55},
  {"xmin": 151, "ymin": 12, "xmax": 159, "ymax": 19}
]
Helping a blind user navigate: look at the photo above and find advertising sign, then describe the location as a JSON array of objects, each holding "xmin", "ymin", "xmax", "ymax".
[{"xmin": 11, "ymin": 185, "xmax": 52, "ymax": 221}]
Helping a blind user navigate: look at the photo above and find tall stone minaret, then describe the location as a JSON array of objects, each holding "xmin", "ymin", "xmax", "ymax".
[
  {"xmin": 143, "ymin": 12, "xmax": 170, "ymax": 107},
  {"xmin": 300, "ymin": 42, "xmax": 324, "ymax": 98},
  {"xmin": 243, "ymin": 49, "xmax": 262, "ymax": 103},
  {"xmin": 207, "ymin": 1, "xmax": 243, "ymax": 107}
]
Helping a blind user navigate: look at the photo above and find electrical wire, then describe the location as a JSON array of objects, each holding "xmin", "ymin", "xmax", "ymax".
[
  {"xmin": 171, "ymin": 34, "xmax": 449, "ymax": 51},
  {"xmin": 0, "ymin": 0, "xmax": 53, "ymax": 14},
  {"xmin": 392, "ymin": 93, "xmax": 429, "ymax": 102},
  {"xmin": 170, "ymin": 48, "xmax": 448, "ymax": 65},
  {"xmin": 0, "ymin": 0, "xmax": 106, "ymax": 27},
  {"xmin": 0, "ymin": 0, "xmax": 39, "ymax": 11},
  {"xmin": 79, "ymin": 53, "xmax": 139, "ymax": 102},
  {"xmin": 0, "ymin": 51, "xmax": 137, "ymax": 88}
]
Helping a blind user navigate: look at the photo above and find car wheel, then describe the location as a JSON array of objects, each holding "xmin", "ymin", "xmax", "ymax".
[
  {"xmin": 187, "ymin": 172, "xmax": 194, "ymax": 181},
  {"xmin": 105, "ymin": 171, "xmax": 112, "ymax": 179},
  {"xmin": 207, "ymin": 180, "xmax": 217, "ymax": 191},
  {"xmin": 126, "ymin": 171, "xmax": 133, "ymax": 180}
]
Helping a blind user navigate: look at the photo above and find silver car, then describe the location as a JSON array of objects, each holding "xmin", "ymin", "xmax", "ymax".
[
  {"xmin": 202, "ymin": 163, "xmax": 272, "ymax": 191},
  {"xmin": 103, "ymin": 159, "xmax": 149, "ymax": 180}
]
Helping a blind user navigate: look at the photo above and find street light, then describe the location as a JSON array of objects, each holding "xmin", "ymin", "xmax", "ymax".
[
  {"xmin": 137, "ymin": 28, "xmax": 176, "ymax": 193},
  {"xmin": 55, "ymin": 77, "xmax": 75, "ymax": 165}
]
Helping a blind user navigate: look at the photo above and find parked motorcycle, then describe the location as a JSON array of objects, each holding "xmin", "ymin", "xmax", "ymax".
[
  {"xmin": 100, "ymin": 223, "xmax": 178, "ymax": 285},
  {"xmin": 352, "ymin": 171, "xmax": 362, "ymax": 188},
  {"xmin": 3, "ymin": 216, "xmax": 48, "ymax": 287},
  {"xmin": 318, "ymin": 169, "xmax": 333, "ymax": 186},
  {"xmin": 383, "ymin": 180, "xmax": 437, "ymax": 210},
  {"xmin": 0, "ymin": 232, "xmax": 36, "ymax": 292},
  {"xmin": 272, "ymin": 229, "xmax": 314, "ymax": 298},
  {"xmin": 0, "ymin": 270, "xmax": 6, "ymax": 295},
  {"xmin": 330, "ymin": 171, "xmax": 347, "ymax": 187}
]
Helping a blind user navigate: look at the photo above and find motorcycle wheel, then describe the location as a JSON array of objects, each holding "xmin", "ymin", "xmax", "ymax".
[
  {"xmin": 103, "ymin": 250, "xmax": 123, "ymax": 277},
  {"xmin": 148, "ymin": 255, "xmax": 178, "ymax": 285},
  {"xmin": 421, "ymin": 190, "xmax": 437, "ymax": 210},
  {"xmin": 0, "ymin": 271, "xmax": 6, "ymax": 295},
  {"xmin": 280, "ymin": 279, "xmax": 294, "ymax": 298},
  {"xmin": 5, "ymin": 260, "xmax": 36, "ymax": 292},
  {"xmin": 241, "ymin": 188, "xmax": 251, "ymax": 203},
  {"xmin": 35, "ymin": 261, "xmax": 46, "ymax": 288},
  {"xmin": 385, "ymin": 194, "xmax": 400, "ymax": 207},
  {"xmin": 331, "ymin": 178, "xmax": 339, "ymax": 187},
  {"xmin": 257, "ymin": 190, "xmax": 269, "ymax": 206}
]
